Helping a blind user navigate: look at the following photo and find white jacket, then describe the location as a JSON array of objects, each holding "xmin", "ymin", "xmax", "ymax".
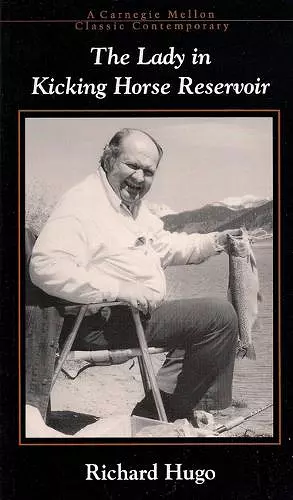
[{"xmin": 30, "ymin": 170, "xmax": 220, "ymax": 304}]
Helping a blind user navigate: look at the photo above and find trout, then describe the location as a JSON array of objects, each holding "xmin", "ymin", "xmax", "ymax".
[{"xmin": 227, "ymin": 228, "xmax": 261, "ymax": 360}]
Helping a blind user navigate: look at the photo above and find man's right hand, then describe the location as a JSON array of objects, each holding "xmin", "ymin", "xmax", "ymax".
[{"xmin": 117, "ymin": 282, "xmax": 160, "ymax": 315}]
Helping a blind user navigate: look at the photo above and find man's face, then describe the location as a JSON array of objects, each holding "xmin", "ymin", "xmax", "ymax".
[{"xmin": 105, "ymin": 132, "xmax": 160, "ymax": 207}]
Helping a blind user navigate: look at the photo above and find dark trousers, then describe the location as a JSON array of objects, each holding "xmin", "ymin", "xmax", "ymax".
[{"xmin": 59, "ymin": 297, "xmax": 238, "ymax": 417}]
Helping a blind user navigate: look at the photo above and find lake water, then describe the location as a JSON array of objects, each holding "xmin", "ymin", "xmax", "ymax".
[{"xmin": 165, "ymin": 243, "xmax": 274, "ymax": 436}]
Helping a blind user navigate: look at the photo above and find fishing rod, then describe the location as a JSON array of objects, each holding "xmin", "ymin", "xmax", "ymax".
[{"xmin": 215, "ymin": 402, "xmax": 273, "ymax": 434}]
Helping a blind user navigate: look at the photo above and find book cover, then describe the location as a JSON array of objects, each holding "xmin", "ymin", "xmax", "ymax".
[{"xmin": 1, "ymin": 1, "xmax": 292, "ymax": 498}]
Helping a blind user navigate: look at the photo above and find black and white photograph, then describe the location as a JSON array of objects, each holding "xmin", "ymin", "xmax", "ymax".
[{"xmin": 24, "ymin": 115, "xmax": 275, "ymax": 441}]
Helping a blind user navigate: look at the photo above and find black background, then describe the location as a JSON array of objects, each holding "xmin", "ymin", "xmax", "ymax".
[{"xmin": 1, "ymin": 1, "xmax": 293, "ymax": 498}]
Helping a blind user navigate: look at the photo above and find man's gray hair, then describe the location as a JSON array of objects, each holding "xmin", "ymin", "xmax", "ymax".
[{"xmin": 100, "ymin": 128, "xmax": 163, "ymax": 171}]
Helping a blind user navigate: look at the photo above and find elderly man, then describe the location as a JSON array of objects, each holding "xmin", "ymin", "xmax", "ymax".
[{"xmin": 26, "ymin": 128, "xmax": 239, "ymax": 437}]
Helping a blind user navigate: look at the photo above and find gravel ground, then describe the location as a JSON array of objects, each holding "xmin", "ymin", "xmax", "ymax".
[{"xmin": 49, "ymin": 354, "xmax": 273, "ymax": 438}]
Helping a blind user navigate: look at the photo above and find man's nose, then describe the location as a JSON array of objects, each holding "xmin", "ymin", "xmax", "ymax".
[{"xmin": 132, "ymin": 169, "xmax": 144, "ymax": 182}]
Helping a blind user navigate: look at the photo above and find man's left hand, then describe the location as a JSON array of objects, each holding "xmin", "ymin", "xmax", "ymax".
[{"xmin": 216, "ymin": 228, "xmax": 243, "ymax": 253}]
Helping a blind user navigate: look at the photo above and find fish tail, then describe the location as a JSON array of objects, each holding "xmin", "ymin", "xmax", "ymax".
[{"xmin": 236, "ymin": 343, "xmax": 257, "ymax": 360}]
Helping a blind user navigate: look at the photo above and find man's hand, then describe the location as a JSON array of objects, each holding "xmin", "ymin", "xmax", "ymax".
[
  {"xmin": 216, "ymin": 228, "xmax": 243, "ymax": 253},
  {"xmin": 117, "ymin": 282, "xmax": 160, "ymax": 315}
]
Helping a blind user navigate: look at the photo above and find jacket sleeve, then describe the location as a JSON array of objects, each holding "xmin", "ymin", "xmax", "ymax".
[
  {"xmin": 29, "ymin": 216, "xmax": 119, "ymax": 304},
  {"xmin": 150, "ymin": 216, "xmax": 221, "ymax": 268}
]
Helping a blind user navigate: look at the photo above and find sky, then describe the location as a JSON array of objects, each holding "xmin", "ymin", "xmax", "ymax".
[{"xmin": 25, "ymin": 116, "xmax": 273, "ymax": 212}]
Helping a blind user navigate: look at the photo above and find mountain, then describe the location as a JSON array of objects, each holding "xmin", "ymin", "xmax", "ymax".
[
  {"xmin": 162, "ymin": 200, "xmax": 273, "ymax": 234},
  {"xmin": 147, "ymin": 203, "xmax": 177, "ymax": 218},
  {"xmin": 212, "ymin": 195, "xmax": 271, "ymax": 211},
  {"xmin": 162, "ymin": 204, "xmax": 246, "ymax": 234},
  {"xmin": 215, "ymin": 200, "xmax": 273, "ymax": 232}
]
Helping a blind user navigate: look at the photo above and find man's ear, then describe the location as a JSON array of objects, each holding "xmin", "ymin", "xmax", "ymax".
[
  {"xmin": 102, "ymin": 146, "xmax": 115, "ymax": 173},
  {"xmin": 103, "ymin": 160, "xmax": 110, "ymax": 173}
]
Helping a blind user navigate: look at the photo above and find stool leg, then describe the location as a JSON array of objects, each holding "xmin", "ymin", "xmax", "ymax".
[
  {"xmin": 51, "ymin": 305, "xmax": 88, "ymax": 390},
  {"xmin": 131, "ymin": 308, "xmax": 168, "ymax": 422},
  {"xmin": 137, "ymin": 356, "xmax": 151, "ymax": 395}
]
